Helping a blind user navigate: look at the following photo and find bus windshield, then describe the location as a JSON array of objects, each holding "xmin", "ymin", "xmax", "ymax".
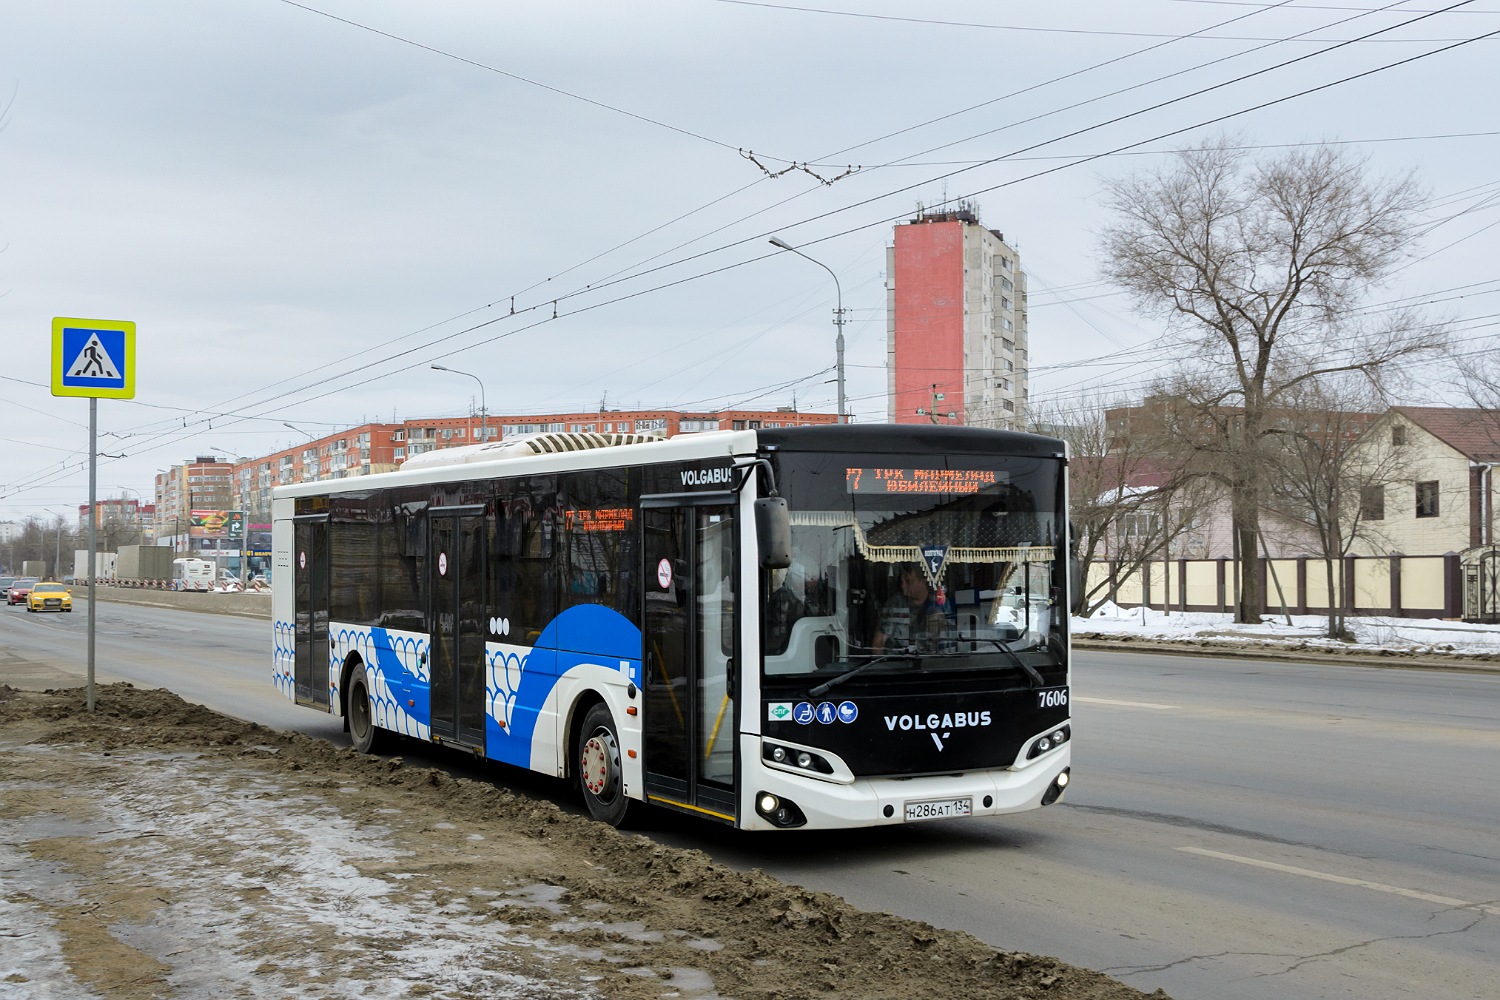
[{"xmin": 761, "ymin": 451, "xmax": 1067, "ymax": 686}]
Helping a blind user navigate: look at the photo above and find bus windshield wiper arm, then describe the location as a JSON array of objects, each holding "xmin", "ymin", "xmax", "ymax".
[
  {"xmin": 808, "ymin": 652, "xmax": 916, "ymax": 698},
  {"xmin": 961, "ymin": 635, "xmax": 1046, "ymax": 689}
]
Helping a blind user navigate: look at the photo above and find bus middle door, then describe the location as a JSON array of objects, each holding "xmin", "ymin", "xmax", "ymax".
[
  {"xmin": 641, "ymin": 501, "xmax": 738, "ymax": 824},
  {"xmin": 427, "ymin": 506, "xmax": 487, "ymax": 750}
]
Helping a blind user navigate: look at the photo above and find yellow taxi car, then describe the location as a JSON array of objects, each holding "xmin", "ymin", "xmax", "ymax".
[{"xmin": 26, "ymin": 581, "xmax": 73, "ymax": 613}]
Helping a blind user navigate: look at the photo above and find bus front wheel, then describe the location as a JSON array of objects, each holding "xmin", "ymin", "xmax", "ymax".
[
  {"xmin": 577, "ymin": 703, "xmax": 633, "ymax": 826},
  {"xmin": 348, "ymin": 662, "xmax": 386, "ymax": 754}
]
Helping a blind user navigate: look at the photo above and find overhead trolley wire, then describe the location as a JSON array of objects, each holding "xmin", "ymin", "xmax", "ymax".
[
  {"xmin": 110, "ymin": 0, "xmax": 1382, "ymax": 446},
  {"xmin": 10, "ymin": 4, "xmax": 1494, "ymax": 500}
]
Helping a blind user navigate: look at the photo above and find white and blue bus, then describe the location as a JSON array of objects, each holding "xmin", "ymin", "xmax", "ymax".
[{"xmin": 271, "ymin": 424, "xmax": 1073, "ymax": 830}]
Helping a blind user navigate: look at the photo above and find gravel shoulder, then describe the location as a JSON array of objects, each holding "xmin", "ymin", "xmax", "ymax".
[{"xmin": 1, "ymin": 684, "xmax": 1165, "ymax": 1000}]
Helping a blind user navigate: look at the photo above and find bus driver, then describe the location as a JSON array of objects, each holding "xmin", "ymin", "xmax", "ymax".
[{"xmin": 872, "ymin": 564, "xmax": 947, "ymax": 653}]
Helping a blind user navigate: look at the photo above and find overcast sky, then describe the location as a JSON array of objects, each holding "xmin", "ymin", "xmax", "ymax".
[{"xmin": 3, "ymin": 0, "xmax": 1497, "ymax": 524}]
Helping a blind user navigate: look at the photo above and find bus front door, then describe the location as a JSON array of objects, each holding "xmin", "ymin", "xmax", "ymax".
[
  {"xmin": 641, "ymin": 503, "xmax": 737, "ymax": 824},
  {"xmin": 293, "ymin": 516, "xmax": 331, "ymax": 710},
  {"xmin": 428, "ymin": 509, "xmax": 487, "ymax": 750}
]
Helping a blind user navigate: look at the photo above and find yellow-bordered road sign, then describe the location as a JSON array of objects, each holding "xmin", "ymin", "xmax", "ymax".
[{"xmin": 52, "ymin": 317, "xmax": 136, "ymax": 399}]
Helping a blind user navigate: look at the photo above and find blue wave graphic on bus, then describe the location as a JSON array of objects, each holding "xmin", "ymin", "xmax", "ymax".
[
  {"xmin": 486, "ymin": 604, "xmax": 640, "ymax": 768},
  {"xmin": 328, "ymin": 624, "xmax": 431, "ymax": 740},
  {"xmin": 272, "ymin": 619, "xmax": 295, "ymax": 699},
  {"xmin": 368, "ymin": 627, "xmax": 430, "ymax": 728}
]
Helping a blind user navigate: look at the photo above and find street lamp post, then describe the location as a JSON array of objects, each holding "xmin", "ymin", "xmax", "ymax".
[
  {"xmin": 769, "ymin": 237, "xmax": 846, "ymax": 423},
  {"xmin": 431, "ymin": 364, "xmax": 488, "ymax": 443}
]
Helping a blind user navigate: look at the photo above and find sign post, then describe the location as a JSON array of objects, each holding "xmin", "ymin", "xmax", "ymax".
[{"xmin": 52, "ymin": 317, "xmax": 136, "ymax": 712}]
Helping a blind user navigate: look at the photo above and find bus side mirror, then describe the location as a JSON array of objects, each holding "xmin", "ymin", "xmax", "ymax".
[
  {"xmin": 1069, "ymin": 555, "xmax": 1085, "ymax": 616},
  {"xmin": 1067, "ymin": 520, "xmax": 1085, "ymax": 615},
  {"xmin": 755, "ymin": 497, "xmax": 791, "ymax": 569}
]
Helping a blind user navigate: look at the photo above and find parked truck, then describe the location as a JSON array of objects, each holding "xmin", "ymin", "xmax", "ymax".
[
  {"xmin": 72, "ymin": 550, "xmax": 118, "ymax": 582},
  {"xmin": 114, "ymin": 545, "xmax": 175, "ymax": 588},
  {"xmin": 21, "ymin": 560, "xmax": 47, "ymax": 579}
]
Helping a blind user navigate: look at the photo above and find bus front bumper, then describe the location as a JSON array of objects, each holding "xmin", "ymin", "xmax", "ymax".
[{"xmin": 740, "ymin": 742, "xmax": 1071, "ymax": 831}]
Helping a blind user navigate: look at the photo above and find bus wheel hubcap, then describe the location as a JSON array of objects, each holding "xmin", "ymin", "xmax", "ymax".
[{"xmin": 582, "ymin": 732, "xmax": 616, "ymax": 797}]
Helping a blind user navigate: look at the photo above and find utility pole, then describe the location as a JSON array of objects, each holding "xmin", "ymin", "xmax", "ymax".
[{"xmin": 915, "ymin": 385, "xmax": 956, "ymax": 424}]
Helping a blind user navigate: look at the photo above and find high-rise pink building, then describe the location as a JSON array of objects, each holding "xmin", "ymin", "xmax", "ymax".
[{"xmin": 886, "ymin": 203, "xmax": 1028, "ymax": 428}]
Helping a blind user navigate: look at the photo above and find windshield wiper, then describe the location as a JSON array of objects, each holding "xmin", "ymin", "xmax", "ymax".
[
  {"xmin": 960, "ymin": 635, "xmax": 1046, "ymax": 690},
  {"xmin": 808, "ymin": 651, "xmax": 918, "ymax": 698}
]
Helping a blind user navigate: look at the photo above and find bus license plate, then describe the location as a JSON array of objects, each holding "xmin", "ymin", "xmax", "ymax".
[{"xmin": 904, "ymin": 797, "xmax": 972, "ymax": 821}]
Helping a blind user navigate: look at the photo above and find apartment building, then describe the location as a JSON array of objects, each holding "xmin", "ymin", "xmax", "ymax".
[
  {"xmin": 886, "ymin": 202, "xmax": 1028, "ymax": 429},
  {"xmin": 204, "ymin": 407, "xmax": 837, "ymax": 518}
]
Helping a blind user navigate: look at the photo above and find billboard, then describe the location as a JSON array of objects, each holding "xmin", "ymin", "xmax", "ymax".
[{"xmin": 189, "ymin": 510, "xmax": 244, "ymax": 539}]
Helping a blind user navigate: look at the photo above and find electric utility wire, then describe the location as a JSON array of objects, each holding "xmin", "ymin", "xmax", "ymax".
[
  {"xmin": 476, "ymin": 2, "xmax": 1489, "ymax": 332},
  {"xmin": 711, "ymin": 0, "xmax": 1493, "ymax": 41},
  {"xmin": 558, "ymin": 0, "xmax": 1333, "ymax": 298},
  {"xmin": 809, "ymin": 0, "xmax": 1422, "ymax": 173},
  {"xmin": 1168, "ymin": 0, "xmax": 1495, "ymax": 11},
  {"xmin": 55, "ymin": 13, "xmax": 1496, "ymax": 485},
  {"xmin": 142, "ymin": 0, "xmax": 1305, "ymax": 435},
  {"xmin": 1029, "ymin": 318, "xmax": 1500, "ymax": 406},
  {"xmin": 275, "ymin": 0, "xmax": 783, "ymax": 161},
  {"xmin": 109, "ymin": 0, "xmax": 1351, "ymax": 445},
  {"xmin": 12, "ymin": 6, "xmax": 1490, "ymax": 495},
  {"xmin": 949, "ymin": 277, "xmax": 1500, "ymax": 401},
  {"xmin": 792, "ymin": 0, "xmax": 1306, "ymax": 166},
  {"xmin": 861, "ymin": 129, "xmax": 1500, "ymax": 168},
  {"xmin": 8, "ymin": 12, "xmax": 1488, "ymax": 497},
  {"xmin": 54, "ymin": 25, "xmax": 1500, "ymax": 470}
]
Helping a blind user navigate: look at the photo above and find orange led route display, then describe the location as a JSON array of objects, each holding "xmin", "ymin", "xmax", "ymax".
[
  {"xmin": 565, "ymin": 508, "xmax": 634, "ymax": 532},
  {"xmin": 845, "ymin": 468, "xmax": 998, "ymax": 495}
]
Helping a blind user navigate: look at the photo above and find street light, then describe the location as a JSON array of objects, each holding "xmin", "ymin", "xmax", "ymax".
[
  {"xmin": 769, "ymin": 236, "xmax": 846, "ymax": 423},
  {"xmin": 431, "ymin": 364, "xmax": 488, "ymax": 443},
  {"xmin": 283, "ymin": 422, "xmax": 317, "ymax": 442}
]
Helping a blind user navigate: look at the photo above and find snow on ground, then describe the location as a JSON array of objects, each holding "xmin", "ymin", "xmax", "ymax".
[{"xmin": 1074, "ymin": 603, "xmax": 1500, "ymax": 658}]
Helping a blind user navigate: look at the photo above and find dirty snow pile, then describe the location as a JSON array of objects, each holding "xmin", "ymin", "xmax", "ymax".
[{"xmin": 1073, "ymin": 602, "xmax": 1500, "ymax": 659}]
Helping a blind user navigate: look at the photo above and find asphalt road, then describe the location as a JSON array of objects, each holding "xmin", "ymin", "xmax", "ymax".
[{"xmin": 3, "ymin": 601, "xmax": 1496, "ymax": 999}]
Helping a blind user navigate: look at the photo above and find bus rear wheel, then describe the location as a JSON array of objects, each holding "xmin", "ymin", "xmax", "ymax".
[
  {"xmin": 348, "ymin": 662, "xmax": 386, "ymax": 754},
  {"xmin": 577, "ymin": 703, "xmax": 634, "ymax": 827}
]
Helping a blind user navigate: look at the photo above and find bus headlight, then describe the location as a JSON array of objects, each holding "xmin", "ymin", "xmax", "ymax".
[
  {"xmin": 762, "ymin": 742, "xmax": 833, "ymax": 774},
  {"xmin": 1027, "ymin": 725, "xmax": 1070, "ymax": 759}
]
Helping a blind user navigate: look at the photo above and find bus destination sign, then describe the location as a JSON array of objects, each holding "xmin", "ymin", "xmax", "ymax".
[
  {"xmin": 845, "ymin": 467, "xmax": 1001, "ymax": 495},
  {"xmin": 565, "ymin": 508, "xmax": 634, "ymax": 532}
]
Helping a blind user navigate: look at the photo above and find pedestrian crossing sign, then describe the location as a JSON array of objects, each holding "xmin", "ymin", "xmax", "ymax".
[{"xmin": 52, "ymin": 317, "xmax": 135, "ymax": 399}]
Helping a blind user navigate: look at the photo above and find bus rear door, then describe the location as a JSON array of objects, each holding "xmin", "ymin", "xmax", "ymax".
[
  {"xmin": 640, "ymin": 501, "xmax": 738, "ymax": 824},
  {"xmin": 292, "ymin": 515, "xmax": 331, "ymax": 710}
]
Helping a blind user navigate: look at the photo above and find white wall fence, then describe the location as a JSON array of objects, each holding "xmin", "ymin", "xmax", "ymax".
[{"xmin": 1086, "ymin": 553, "xmax": 1470, "ymax": 620}]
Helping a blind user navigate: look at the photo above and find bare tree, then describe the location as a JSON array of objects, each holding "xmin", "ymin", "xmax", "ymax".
[
  {"xmin": 1099, "ymin": 139, "xmax": 1444, "ymax": 622},
  {"xmin": 1038, "ymin": 398, "xmax": 1205, "ymax": 615},
  {"xmin": 1264, "ymin": 378, "xmax": 1405, "ymax": 640}
]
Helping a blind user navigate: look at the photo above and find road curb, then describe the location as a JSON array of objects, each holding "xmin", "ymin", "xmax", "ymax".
[{"xmin": 1073, "ymin": 635, "xmax": 1500, "ymax": 674}]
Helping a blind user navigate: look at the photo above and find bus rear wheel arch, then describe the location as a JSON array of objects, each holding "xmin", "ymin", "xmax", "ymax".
[
  {"xmin": 576, "ymin": 702, "xmax": 636, "ymax": 827},
  {"xmin": 346, "ymin": 659, "xmax": 387, "ymax": 755}
]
